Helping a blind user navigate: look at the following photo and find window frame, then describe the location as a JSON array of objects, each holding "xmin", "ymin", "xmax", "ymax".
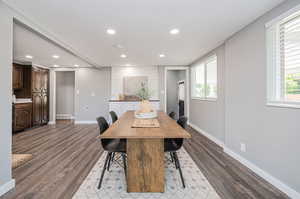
[
  {"xmin": 266, "ymin": 6, "xmax": 300, "ymax": 109},
  {"xmin": 191, "ymin": 54, "xmax": 218, "ymax": 101}
]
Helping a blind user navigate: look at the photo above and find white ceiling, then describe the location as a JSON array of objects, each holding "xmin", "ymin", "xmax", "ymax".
[
  {"xmin": 13, "ymin": 23, "xmax": 91, "ymax": 68},
  {"xmin": 7, "ymin": 0, "xmax": 285, "ymax": 67}
]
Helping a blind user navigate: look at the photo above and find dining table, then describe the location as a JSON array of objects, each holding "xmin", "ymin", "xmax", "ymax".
[{"xmin": 99, "ymin": 110, "xmax": 191, "ymax": 193}]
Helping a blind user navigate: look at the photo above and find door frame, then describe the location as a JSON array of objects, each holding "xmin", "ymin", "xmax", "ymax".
[
  {"xmin": 164, "ymin": 66, "xmax": 190, "ymax": 120},
  {"xmin": 50, "ymin": 68, "xmax": 77, "ymax": 124}
]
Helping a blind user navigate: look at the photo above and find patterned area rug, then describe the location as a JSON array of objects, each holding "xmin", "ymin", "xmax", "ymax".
[{"xmin": 73, "ymin": 148, "xmax": 220, "ymax": 199}]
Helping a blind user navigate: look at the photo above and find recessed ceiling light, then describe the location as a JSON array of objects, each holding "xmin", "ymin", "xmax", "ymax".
[
  {"xmin": 25, "ymin": 55, "xmax": 33, "ymax": 59},
  {"xmin": 107, "ymin": 29, "xmax": 116, "ymax": 35},
  {"xmin": 113, "ymin": 44, "xmax": 124, "ymax": 49},
  {"xmin": 159, "ymin": 54, "xmax": 166, "ymax": 58},
  {"xmin": 125, "ymin": 64, "xmax": 132, "ymax": 67},
  {"xmin": 53, "ymin": 64, "xmax": 59, "ymax": 67},
  {"xmin": 120, "ymin": 54, "xmax": 127, "ymax": 58},
  {"xmin": 170, "ymin": 28, "xmax": 180, "ymax": 35},
  {"xmin": 52, "ymin": 55, "xmax": 60, "ymax": 59},
  {"xmin": 74, "ymin": 64, "xmax": 79, "ymax": 67}
]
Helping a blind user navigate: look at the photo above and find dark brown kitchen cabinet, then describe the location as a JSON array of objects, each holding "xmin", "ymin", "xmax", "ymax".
[
  {"xmin": 32, "ymin": 67, "xmax": 49, "ymax": 126},
  {"xmin": 32, "ymin": 92, "xmax": 42, "ymax": 126},
  {"xmin": 13, "ymin": 64, "xmax": 24, "ymax": 90},
  {"xmin": 13, "ymin": 103, "xmax": 32, "ymax": 132}
]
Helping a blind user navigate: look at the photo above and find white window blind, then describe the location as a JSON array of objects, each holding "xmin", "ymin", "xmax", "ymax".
[
  {"xmin": 267, "ymin": 10, "xmax": 300, "ymax": 106},
  {"xmin": 280, "ymin": 15, "xmax": 300, "ymax": 101}
]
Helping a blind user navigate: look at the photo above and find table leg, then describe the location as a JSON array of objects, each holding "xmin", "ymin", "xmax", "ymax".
[{"xmin": 126, "ymin": 138, "xmax": 164, "ymax": 192}]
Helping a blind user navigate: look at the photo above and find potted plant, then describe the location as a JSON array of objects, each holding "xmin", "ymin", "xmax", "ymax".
[{"xmin": 135, "ymin": 83, "xmax": 156, "ymax": 118}]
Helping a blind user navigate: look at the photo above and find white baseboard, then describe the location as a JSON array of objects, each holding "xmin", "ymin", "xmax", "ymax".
[
  {"xmin": 56, "ymin": 114, "xmax": 74, "ymax": 120},
  {"xmin": 224, "ymin": 147, "xmax": 300, "ymax": 199},
  {"xmin": 188, "ymin": 122, "xmax": 225, "ymax": 147},
  {"xmin": 188, "ymin": 122, "xmax": 300, "ymax": 199},
  {"xmin": 74, "ymin": 120, "xmax": 97, "ymax": 124},
  {"xmin": 0, "ymin": 179, "xmax": 15, "ymax": 197},
  {"xmin": 48, "ymin": 121, "xmax": 56, "ymax": 125}
]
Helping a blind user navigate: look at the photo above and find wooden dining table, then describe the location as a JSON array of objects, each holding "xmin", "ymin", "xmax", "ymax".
[{"xmin": 99, "ymin": 111, "xmax": 191, "ymax": 193}]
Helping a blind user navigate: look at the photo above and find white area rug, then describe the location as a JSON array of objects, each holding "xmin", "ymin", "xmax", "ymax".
[{"xmin": 73, "ymin": 148, "xmax": 220, "ymax": 199}]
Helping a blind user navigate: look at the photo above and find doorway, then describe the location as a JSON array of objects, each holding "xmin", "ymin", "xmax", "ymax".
[
  {"xmin": 178, "ymin": 80, "xmax": 185, "ymax": 117},
  {"xmin": 165, "ymin": 67, "xmax": 189, "ymax": 120},
  {"xmin": 55, "ymin": 71, "xmax": 75, "ymax": 124}
]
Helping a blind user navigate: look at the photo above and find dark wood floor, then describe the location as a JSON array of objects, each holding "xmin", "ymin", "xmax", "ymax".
[
  {"xmin": 184, "ymin": 127, "xmax": 289, "ymax": 199},
  {"xmin": 1, "ymin": 124, "xmax": 289, "ymax": 199}
]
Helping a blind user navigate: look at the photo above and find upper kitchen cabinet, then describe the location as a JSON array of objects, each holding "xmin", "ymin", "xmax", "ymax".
[
  {"xmin": 13, "ymin": 64, "xmax": 24, "ymax": 90},
  {"xmin": 13, "ymin": 64, "xmax": 32, "ymax": 98}
]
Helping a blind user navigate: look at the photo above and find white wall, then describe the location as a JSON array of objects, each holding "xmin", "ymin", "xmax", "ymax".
[
  {"xmin": 50, "ymin": 68, "xmax": 111, "ymax": 123},
  {"xmin": 189, "ymin": 45, "xmax": 226, "ymax": 143},
  {"xmin": 75, "ymin": 67, "xmax": 111, "ymax": 122},
  {"xmin": 56, "ymin": 71, "xmax": 75, "ymax": 118},
  {"xmin": 0, "ymin": 1, "xmax": 14, "ymax": 194},
  {"xmin": 224, "ymin": 0, "xmax": 300, "ymax": 194},
  {"xmin": 111, "ymin": 66, "xmax": 159, "ymax": 100},
  {"xmin": 188, "ymin": 0, "xmax": 300, "ymax": 197}
]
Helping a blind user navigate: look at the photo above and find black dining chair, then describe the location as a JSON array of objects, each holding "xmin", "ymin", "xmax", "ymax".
[
  {"xmin": 96, "ymin": 116, "xmax": 127, "ymax": 189},
  {"xmin": 164, "ymin": 116, "xmax": 188, "ymax": 188},
  {"xmin": 109, "ymin": 111, "xmax": 118, "ymax": 123},
  {"xmin": 168, "ymin": 111, "xmax": 176, "ymax": 120},
  {"xmin": 109, "ymin": 111, "xmax": 126, "ymax": 149}
]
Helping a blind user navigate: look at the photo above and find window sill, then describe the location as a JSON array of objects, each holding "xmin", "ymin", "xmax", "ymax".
[
  {"xmin": 192, "ymin": 98, "xmax": 217, "ymax": 102},
  {"xmin": 266, "ymin": 102, "xmax": 300, "ymax": 109}
]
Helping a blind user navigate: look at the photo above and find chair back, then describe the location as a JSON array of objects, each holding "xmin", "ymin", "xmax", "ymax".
[
  {"xmin": 177, "ymin": 116, "xmax": 187, "ymax": 129},
  {"xmin": 110, "ymin": 111, "xmax": 118, "ymax": 123},
  {"xmin": 168, "ymin": 111, "xmax": 176, "ymax": 120},
  {"xmin": 96, "ymin": 116, "xmax": 112, "ymax": 148},
  {"xmin": 174, "ymin": 116, "xmax": 188, "ymax": 149}
]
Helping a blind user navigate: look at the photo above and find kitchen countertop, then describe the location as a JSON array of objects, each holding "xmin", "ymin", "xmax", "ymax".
[{"xmin": 13, "ymin": 99, "xmax": 32, "ymax": 104}]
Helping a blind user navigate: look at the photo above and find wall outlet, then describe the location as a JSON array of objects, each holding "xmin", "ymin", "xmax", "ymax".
[
  {"xmin": 84, "ymin": 106, "xmax": 89, "ymax": 111},
  {"xmin": 240, "ymin": 143, "xmax": 246, "ymax": 152}
]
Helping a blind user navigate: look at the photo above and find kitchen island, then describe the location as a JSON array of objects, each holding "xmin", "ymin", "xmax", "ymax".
[{"xmin": 109, "ymin": 100, "xmax": 160, "ymax": 121}]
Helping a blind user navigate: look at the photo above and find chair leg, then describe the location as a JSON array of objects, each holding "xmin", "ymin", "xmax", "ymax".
[
  {"xmin": 111, "ymin": 152, "xmax": 115, "ymax": 162},
  {"xmin": 98, "ymin": 152, "xmax": 111, "ymax": 189},
  {"xmin": 174, "ymin": 152, "xmax": 186, "ymax": 188},
  {"xmin": 172, "ymin": 152, "xmax": 179, "ymax": 169},
  {"xmin": 170, "ymin": 152, "xmax": 174, "ymax": 163},
  {"xmin": 121, "ymin": 153, "xmax": 127, "ymax": 178},
  {"xmin": 107, "ymin": 152, "xmax": 114, "ymax": 171}
]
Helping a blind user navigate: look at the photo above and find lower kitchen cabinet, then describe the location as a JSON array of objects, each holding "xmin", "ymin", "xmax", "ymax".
[{"xmin": 13, "ymin": 103, "xmax": 32, "ymax": 132}]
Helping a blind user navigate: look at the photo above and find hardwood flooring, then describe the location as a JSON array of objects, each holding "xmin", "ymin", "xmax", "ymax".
[
  {"xmin": 1, "ymin": 124, "xmax": 289, "ymax": 199},
  {"xmin": 2, "ymin": 123, "xmax": 102, "ymax": 199},
  {"xmin": 184, "ymin": 126, "xmax": 289, "ymax": 199},
  {"xmin": 55, "ymin": 119, "xmax": 74, "ymax": 124}
]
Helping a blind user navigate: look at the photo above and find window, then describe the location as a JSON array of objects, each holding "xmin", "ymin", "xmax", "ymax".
[
  {"xmin": 267, "ymin": 9, "xmax": 300, "ymax": 107},
  {"xmin": 191, "ymin": 55, "xmax": 217, "ymax": 100}
]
